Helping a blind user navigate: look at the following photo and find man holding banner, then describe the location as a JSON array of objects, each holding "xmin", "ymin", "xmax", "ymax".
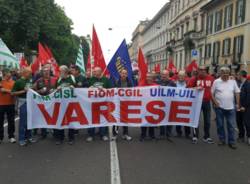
[
  {"xmin": 112, "ymin": 69, "xmax": 132, "ymax": 141},
  {"xmin": 54, "ymin": 65, "xmax": 76, "ymax": 145},
  {"xmin": 139, "ymin": 73, "xmax": 159, "ymax": 141},
  {"xmin": 188, "ymin": 66, "xmax": 214, "ymax": 144},
  {"xmin": 87, "ymin": 67, "xmax": 112, "ymax": 142},
  {"xmin": 12, "ymin": 67, "xmax": 36, "ymax": 146}
]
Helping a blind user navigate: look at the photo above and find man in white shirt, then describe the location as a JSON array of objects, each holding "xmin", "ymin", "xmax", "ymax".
[{"xmin": 211, "ymin": 67, "xmax": 240, "ymax": 149}]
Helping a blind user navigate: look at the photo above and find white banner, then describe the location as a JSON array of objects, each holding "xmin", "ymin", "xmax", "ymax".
[{"xmin": 27, "ymin": 86, "xmax": 204, "ymax": 129}]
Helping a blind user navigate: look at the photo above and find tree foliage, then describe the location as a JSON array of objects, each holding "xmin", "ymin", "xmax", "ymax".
[{"xmin": 0, "ymin": 0, "xmax": 89, "ymax": 65}]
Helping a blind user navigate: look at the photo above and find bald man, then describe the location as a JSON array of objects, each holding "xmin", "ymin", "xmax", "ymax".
[
  {"xmin": 12, "ymin": 67, "xmax": 36, "ymax": 146},
  {"xmin": 87, "ymin": 67, "xmax": 112, "ymax": 142}
]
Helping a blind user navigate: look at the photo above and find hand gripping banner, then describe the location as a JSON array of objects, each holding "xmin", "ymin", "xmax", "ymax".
[{"xmin": 27, "ymin": 86, "xmax": 204, "ymax": 129}]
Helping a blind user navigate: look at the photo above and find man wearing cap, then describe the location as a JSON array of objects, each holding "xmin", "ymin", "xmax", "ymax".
[
  {"xmin": 239, "ymin": 70, "xmax": 250, "ymax": 145},
  {"xmin": 0, "ymin": 69, "xmax": 16, "ymax": 144},
  {"xmin": 188, "ymin": 66, "xmax": 214, "ymax": 144},
  {"xmin": 211, "ymin": 67, "xmax": 240, "ymax": 149}
]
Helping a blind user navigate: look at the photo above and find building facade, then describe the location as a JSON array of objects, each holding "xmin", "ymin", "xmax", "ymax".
[
  {"xmin": 130, "ymin": 0, "xmax": 250, "ymax": 73},
  {"xmin": 166, "ymin": 0, "xmax": 210, "ymax": 70},
  {"xmin": 201, "ymin": 0, "xmax": 250, "ymax": 73},
  {"xmin": 130, "ymin": 20, "xmax": 149, "ymax": 63},
  {"xmin": 141, "ymin": 3, "xmax": 170, "ymax": 71}
]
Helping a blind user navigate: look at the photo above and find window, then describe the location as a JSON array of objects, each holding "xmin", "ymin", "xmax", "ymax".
[
  {"xmin": 176, "ymin": 28, "xmax": 180, "ymax": 40},
  {"xmin": 233, "ymin": 35, "xmax": 244, "ymax": 62},
  {"xmin": 222, "ymin": 38, "xmax": 231, "ymax": 56},
  {"xmin": 181, "ymin": 25, "xmax": 184, "ymax": 39},
  {"xmin": 201, "ymin": 14, "xmax": 205, "ymax": 32},
  {"xmin": 224, "ymin": 4, "xmax": 233, "ymax": 29},
  {"xmin": 207, "ymin": 14, "xmax": 213, "ymax": 35},
  {"xmin": 199, "ymin": 47, "xmax": 203, "ymax": 65},
  {"xmin": 193, "ymin": 18, "xmax": 198, "ymax": 31},
  {"xmin": 213, "ymin": 41, "xmax": 221, "ymax": 64},
  {"xmin": 214, "ymin": 10, "xmax": 223, "ymax": 32},
  {"xmin": 205, "ymin": 44, "xmax": 212, "ymax": 58},
  {"xmin": 235, "ymin": 0, "xmax": 246, "ymax": 24},
  {"xmin": 186, "ymin": 21, "xmax": 189, "ymax": 32}
]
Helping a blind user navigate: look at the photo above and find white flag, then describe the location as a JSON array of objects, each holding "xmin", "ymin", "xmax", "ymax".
[
  {"xmin": 75, "ymin": 44, "xmax": 85, "ymax": 74},
  {"xmin": 0, "ymin": 38, "xmax": 19, "ymax": 69}
]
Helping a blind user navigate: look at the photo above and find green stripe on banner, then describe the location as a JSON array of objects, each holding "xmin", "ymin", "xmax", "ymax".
[{"xmin": 0, "ymin": 51, "xmax": 18, "ymax": 61}]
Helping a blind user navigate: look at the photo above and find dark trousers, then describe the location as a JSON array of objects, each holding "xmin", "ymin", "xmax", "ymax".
[
  {"xmin": 193, "ymin": 101, "xmax": 211, "ymax": 139},
  {"xmin": 160, "ymin": 126, "xmax": 172, "ymax": 137},
  {"xmin": 33, "ymin": 129, "xmax": 47, "ymax": 137},
  {"xmin": 88, "ymin": 127, "xmax": 108, "ymax": 137},
  {"xmin": 141, "ymin": 127, "xmax": 155, "ymax": 138},
  {"xmin": 54, "ymin": 129, "xmax": 74, "ymax": 141},
  {"xmin": 0, "ymin": 105, "xmax": 15, "ymax": 140},
  {"xmin": 243, "ymin": 107, "xmax": 250, "ymax": 138},
  {"xmin": 176, "ymin": 126, "xmax": 191, "ymax": 137},
  {"xmin": 112, "ymin": 126, "xmax": 128, "ymax": 136},
  {"xmin": 236, "ymin": 111, "xmax": 245, "ymax": 138}
]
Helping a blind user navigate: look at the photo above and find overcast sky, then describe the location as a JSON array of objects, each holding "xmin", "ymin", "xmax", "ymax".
[{"xmin": 55, "ymin": 0, "xmax": 168, "ymax": 62}]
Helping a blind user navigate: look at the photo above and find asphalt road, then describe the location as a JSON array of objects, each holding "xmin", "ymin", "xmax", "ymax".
[{"xmin": 0, "ymin": 121, "xmax": 250, "ymax": 184}]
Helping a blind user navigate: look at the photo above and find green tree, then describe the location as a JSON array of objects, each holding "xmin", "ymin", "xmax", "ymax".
[{"xmin": 0, "ymin": 0, "xmax": 80, "ymax": 65}]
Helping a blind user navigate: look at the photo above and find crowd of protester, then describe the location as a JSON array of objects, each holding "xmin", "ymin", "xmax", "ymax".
[{"xmin": 0, "ymin": 63, "xmax": 250, "ymax": 149}]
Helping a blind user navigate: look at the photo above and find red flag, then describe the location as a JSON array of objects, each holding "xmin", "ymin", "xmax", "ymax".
[
  {"xmin": 92, "ymin": 25, "xmax": 108, "ymax": 76},
  {"xmin": 167, "ymin": 57, "xmax": 177, "ymax": 73},
  {"xmin": 247, "ymin": 75, "xmax": 250, "ymax": 81},
  {"xmin": 137, "ymin": 48, "xmax": 148, "ymax": 84},
  {"xmin": 44, "ymin": 44, "xmax": 60, "ymax": 78},
  {"xmin": 87, "ymin": 53, "xmax": 91, "ymax": 70},
  {"xmin": 51, "ymin": 61, "xmax": 60, "ymax": 78},
  {"xmin": 47, "ymin": 46, "xmax": 59, "ymax": 77},
  {"xmin": 31, "ymin": 57, "xmax": 41, "ymax": 74},
  {"xmin": 19, "ymin": 57, "xmax": 28, "ymax": 68},
  {"xmin": 185, "ymin": 60, "xmax": 198, "ymax": 73},
  {"xmin": 44, "ymin": 45, "xmax": 53, "ymax": 59},
  {"xmin": 154, "ymin": 64, "xmax": 161, "ymax": 73},
  {"xmin": 38, "ymin": 43, "xmax": 50, "ymax": 65}
]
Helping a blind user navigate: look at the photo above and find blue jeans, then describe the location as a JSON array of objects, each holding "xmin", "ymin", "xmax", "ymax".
[
  {"xmin": 215, "ymin": 107, "xmax": 236, "ymax": 144},
  {"xmin": 88, "ymin": 127, "xmax": 108, "ymax": 137},
  {"xmin": 19, "ymin": 103, "xmax": 31, "ymax": 142}
]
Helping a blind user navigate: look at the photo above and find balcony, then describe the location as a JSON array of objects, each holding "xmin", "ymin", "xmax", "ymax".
[{"xmin": 184, "ymin": 30, "xmax": 206, "ymax": 40}]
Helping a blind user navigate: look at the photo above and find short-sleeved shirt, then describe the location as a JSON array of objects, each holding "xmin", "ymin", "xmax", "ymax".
[
  {"xmin": 211, "ymin": 78, "xmax": 240, "ymax": 110},
  {"xmin": 34, "ymin": 77, "xmax": 57, "ymax": 95},
  {"xmin": 57, "ymin": 75, "xmax": 76, "ymax": 88},
  {"xmin": 188, "ymin": 75, "xmax": 214, "ymax": 102},
  {"xmin": 0, "ymin": 79, "xmax": 15, "ymax": 105},
  {"xmin": 89, "ymin": 77, "xmax": 112, "ymax": 89},
  {"xmin": 75, "ymin": 75, "xmax": 89, "ymax": 88},
  {"xmin": 12, "ymin": 78, "xmax": 33, "ymax": 99}
]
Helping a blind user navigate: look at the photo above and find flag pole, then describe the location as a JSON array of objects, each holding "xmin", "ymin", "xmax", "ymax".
[{"xmin": 101, "ymin": 66, "xmax": 107, "ymax": 77}]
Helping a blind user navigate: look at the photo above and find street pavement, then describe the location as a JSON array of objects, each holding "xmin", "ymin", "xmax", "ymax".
[{"xmin": 0, "ymin": 120, "xmax": 250, "ymax": 184}]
